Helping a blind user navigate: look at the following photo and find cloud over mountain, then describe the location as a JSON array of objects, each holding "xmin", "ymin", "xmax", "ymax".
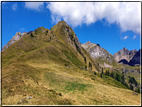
[{"xmin": 47, "ymin": 2, "xmax": 141, "ymax": 34}]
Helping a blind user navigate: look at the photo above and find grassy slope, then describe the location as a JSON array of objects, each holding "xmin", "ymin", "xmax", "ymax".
[
  {"xmin": 2, "ymin": 60, "xmax": 140, "ymax": 105},
  {"xmin": 2, "ymin": 24, "xmax": 141, "ymax": 105}
]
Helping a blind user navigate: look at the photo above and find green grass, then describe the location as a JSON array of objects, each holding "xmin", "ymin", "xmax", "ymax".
[
  {"xmin": 62, "ymin": 50, "xmax": 84, "ymax": 68},
  {"xmin": 65, "ymin": 82, "xmax": 91, "ymax": 92},
  {"xmin": 90, "ymin": 74, "xmax": 127, "ymax": 89}
]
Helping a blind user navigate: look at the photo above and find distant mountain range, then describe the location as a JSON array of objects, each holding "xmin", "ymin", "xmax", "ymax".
[{"xmin": 81, "ymin": 42, "xmax": 141, "ymax": 67}]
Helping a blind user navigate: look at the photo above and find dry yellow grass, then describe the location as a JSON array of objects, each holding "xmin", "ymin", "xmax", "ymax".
[
  {"xmin": 2, "ymin": 49, "xmax": 141, "ymax": 105},
  {"xmin": 9, "ymin": 61, "xmax": 139, "ymax": 105}
]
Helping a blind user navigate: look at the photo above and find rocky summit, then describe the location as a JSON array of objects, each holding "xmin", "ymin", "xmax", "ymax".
[
  {"xmin": 113, "ymin": 47, "xmax": 137, "ymax": 62},
  {"xmin": 113, "ymin": 47, "xmax": 141, "ymax": 66},
  {"xmin": 81, "ymin": 41, "xmax": 110, "ymax": 60},
  {"xmin": 51, "ymin": 21, "xmax": 82, "ymax": 55},
  {"xmin": 81, "ymin": 41, "xmax": 117, "ymax": 67}
]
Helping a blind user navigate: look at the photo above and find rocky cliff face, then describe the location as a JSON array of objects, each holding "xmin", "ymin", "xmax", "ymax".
[
  {"xmin": 81, "ymin": 41, "xmax": 117, "ymax": 66},
  {"xmin": 82, "ymin": 41, "xmax": 110, "ymax": 59},
  {"xmin": 51, "ymin": 21, "xmax": 82, "ymax": 56},
  {"xmin": 113, "ymin": 48, "xmax": 141, "ymax": 66},
  {"xmin": 113, "ymin": 47, "xmax": 137, "ymax": 62},
  {"xmin": 129, "ymin": 49, "xmax": 141, "ymax": 66},
  {"xmin": 2, "ymin": 32, "xmax": 27, "ymax": 51}
]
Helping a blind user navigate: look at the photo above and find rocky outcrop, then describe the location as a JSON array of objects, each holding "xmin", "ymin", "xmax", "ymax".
[
  {"xmin": 113, "ymin": 48, "xmax": 141, "ymax": 66},
  {"xmin": 82, "ymin": 41, "xmax": 108, "ymax": 59},
  {"xmin": 2, "ymin": 32, "xmax": 27, "ymax": 51},
  {"xmin": 129, "ymin": 49, "xmax": 141, "ymax": 66},
  {"xmin": 81, "ymin": 41, "xmax": 116, "ymax": 65},
  {"xmin": 113, "ymin": 47, "xmax": 137, "ymax": 62}
]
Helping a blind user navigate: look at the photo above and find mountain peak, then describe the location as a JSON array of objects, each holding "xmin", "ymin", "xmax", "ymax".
[
  {"xmin": 58, "ymin": 20, "xmax": 67, "ymax": 24},
  {"xmin": 86, "ymin": 41, "xmax": 91, "ymax": 44},
  {"xmin": 82, "ymin": 41, "xmax": 116, "ymax": 66},
  {"xmin": 15, "ymin": 32, "xmax": 21, "ymax": 35},
  {"xmin": 51, "ymin": 21, "xmax": 70, "ymax": 32},
  {"xmin": 113, "ymin": 47, "xmax": 137, "ymax": 62},
  {"xmin": 57, "ymin": 20, "xmax": 69, "ymax": 27},
  {"xmin": 123, "ymin": 47, "xmax": 128, "ymax": 51},
  {"xmin": 50, "ymin": 21, "xmax": 82, "ymax": 55},
  {"xmin": 12, "ymin": 32, "xmax": 27, "ymax": 40}
]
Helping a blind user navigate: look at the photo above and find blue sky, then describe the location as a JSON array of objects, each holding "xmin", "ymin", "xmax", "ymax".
[{"xmin": 2, "ymin": 2, "xmax": 141, "ymax": 54}]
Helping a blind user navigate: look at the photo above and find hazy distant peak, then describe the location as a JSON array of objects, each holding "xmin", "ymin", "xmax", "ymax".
[{"xmin": 123, "ymin": 47, "xmax": 127, "ymax": 50}]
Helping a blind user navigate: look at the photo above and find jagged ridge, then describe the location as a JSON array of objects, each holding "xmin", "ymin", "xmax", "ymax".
[
  {"xmin": 81, "ymin": 41, "xmax": 117, "ymax": 67},
  {"xmin": 113, "ymin": 47, "xmax": 141, "ymax": 66}
]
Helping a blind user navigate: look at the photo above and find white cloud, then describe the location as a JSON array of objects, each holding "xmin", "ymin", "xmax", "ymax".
[
  {"xmin": 47, "ymin": 2, "xmax": 141, "ymax": 34},
  {"xmin": 132, "ymin": 35, "xmax": 137, "ymax": 39},
  {"xmin": 25, "ymin": 2, "xmax": 44, "ymax": 11},
  {"xmin": 12, "ymin": 3, "xmax": 17, "ymax": 11},
  {"xmin": 122, "ymin": 36, "xmax": 128, "ymax": 40}
]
